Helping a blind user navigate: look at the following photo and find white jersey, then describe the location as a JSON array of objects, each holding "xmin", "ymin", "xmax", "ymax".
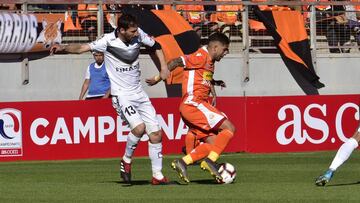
[{"xmin": 88, "ymin": 28, "xmax": 155, "ymax": 95}]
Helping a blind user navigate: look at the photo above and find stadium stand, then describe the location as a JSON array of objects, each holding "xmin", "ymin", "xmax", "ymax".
[{"xmin": 2, "ymin": 1, "xmax": 360, "ymax": 53}]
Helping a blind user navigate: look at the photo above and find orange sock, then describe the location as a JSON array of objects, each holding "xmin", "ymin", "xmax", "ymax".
[
  {"xmin": 185, "ymin": 131, "xmax": 199, "ymax": 154},
  {"xmin": 209, "ymin": 129, "xmax": 234, "ymax": 161},
  {"xmin": 188, "ymin": 143, "xmax": 211, "ymax": 163}
]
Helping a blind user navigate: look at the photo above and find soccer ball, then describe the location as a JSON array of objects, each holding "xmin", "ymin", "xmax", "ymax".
[{"xmin": 217, "ymin": 162, "xmax": 236, "ymax": 184}]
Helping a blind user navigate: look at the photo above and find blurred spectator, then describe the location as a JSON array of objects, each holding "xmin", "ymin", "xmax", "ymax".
[
  {"xmin": 78, "ymin": 4, "xmax": 99, "ymax": 41},
  {"xmin": 210, "ymin": 0, "xmax": 242, "ymax": 39},
  {"xmin": 176, "ymin": 0, "xmax": 206, "ymax": 37},
  {"xmin": 27, "ymin": 4, "xmax": 42, "ymax": 10},
  {"xmin": 67, "ymin": 5, "xmax": 79, "ymax": 29},
  {"xmin": 27, "ymin": 4, "xmax": 67, "ymax": 11},
  {"xmin": 138, "ymin": 4, "xmax": 163, "ymax": 10},
  {"xmin": 79, "ymin": 51, "xmax": 110, "ymax": 100},
  {"xmin": 78, "ymin": 4, "xmax": 113, "ymax": 41},
  {"xmin": 345, "ymin": 0, "xmax": 360, "ymax": 49},
  {"xmin": 248, "ymin": 0, "xmax": 292, "ymax": 32},
  {"xmin": 116, "ymin": 4, "xmax": 162, "ymax": 11},
  {"xmin": 39, "ymin": 5, "xmax": 67, "ymax": 10},
  {"xmin": 107, "ymin": 4, "xmax": 122, "ymax": 29},
  {"xmin": 0, "ymin": 4, "xmax": 19, "ymax": 10},
  {"xmin": 0, "ymin": 3, "xmax": 22, "ymax": 13},
  {"xmin": 304, "ymin": 0, "xmax": 331, "ymax": 34},
  {"xmin": 307, "ymin": 0, "xmax": 351, "ymax": 53},
  {"xmin": 327, "ymin": 1, "xmax": 351, "ymax": 53},
  {"xmin": 252, "ymin": 0, "xmax": 292, "ymax": 11}
]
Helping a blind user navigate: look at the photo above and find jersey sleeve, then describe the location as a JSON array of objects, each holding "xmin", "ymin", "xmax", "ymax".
[
  {"xmin": 181, "ymin": 51, "xmax": 207, "ymax": 70},
  {"xmin": 88, "ymin": 35, "xmax": 108, "ymax": 52},
  {"xmin": 85, "ymin": 65, "xmax": 90, "ymax": 79},
  {"xmin": 138, "ymin": 28, "xmax": 155, "ymax": 47}
]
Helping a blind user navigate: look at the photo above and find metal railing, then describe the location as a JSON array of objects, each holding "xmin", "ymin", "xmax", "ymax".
[{"xmin": 2, "ymin": 0, "xmax": 360, "ymax": 55}]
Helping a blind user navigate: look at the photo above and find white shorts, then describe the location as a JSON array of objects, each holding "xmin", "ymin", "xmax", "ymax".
[{"xmin": 112, "ymin": 90, "xmax": 160, "ymax": 135}]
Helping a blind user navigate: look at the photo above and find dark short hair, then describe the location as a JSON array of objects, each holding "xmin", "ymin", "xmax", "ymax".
[
  {"xmin": 92, "ymin": 51, "xmax": 104, "ymax": 55},
  {"xmin": 208, "ymin": 32, "xmax": 230, "ymax": 46},
  {"xmin": 117, "ymin": 13, "xmax": 138, "ymax": 30}
]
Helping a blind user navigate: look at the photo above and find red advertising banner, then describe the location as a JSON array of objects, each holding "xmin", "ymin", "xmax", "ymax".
[
  {"xmin": 0, "ymin": 95, "xmax": 359, "ymax": 161},
  {"xmin": 0, "ymin": 98, "xmax": 245, "ymax": 161},
  {"xmin": 245, "ymin": 95, "xmax": 360, "ymax": 152}
]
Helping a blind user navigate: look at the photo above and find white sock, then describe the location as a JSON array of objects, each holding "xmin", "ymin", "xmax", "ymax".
[
  {"xmin": 329, "ymin": 138, "xmax": 359, "ymax": 171},
  {"xmin": 123, "ymin": 132, "xmax": 141, "ymax": 163},
  {"xmin": 148, "ymin": 142, "xmax": 164, "ymax": 179}
]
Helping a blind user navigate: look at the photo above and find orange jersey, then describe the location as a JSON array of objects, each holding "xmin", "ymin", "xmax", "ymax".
[{"xmin": 180, "ymin": 47, "xmax": 214, "ymax": 104}]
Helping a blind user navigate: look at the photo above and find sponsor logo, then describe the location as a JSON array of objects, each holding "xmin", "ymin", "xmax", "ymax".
[
  {"xmin": 29, "ymin": 114, "xmax": 188, "ymax": 146},
  {"xmin": 201, "ymin": 71, "xmax": 213, "ymax": 87},
  {"xmin": 0, "ymin": 108, "xmax": 22, "ymax": 156},
  {"xmin": 202, "ymin": 71, "xmax": 213, "ymax": 81},
  {"xmin": 276, "ymin": 102, "xmax": 359, "ymax": 145},
  {"xmin": 115, "ymin": 63, "xmax": 139, "ymax": 72}
]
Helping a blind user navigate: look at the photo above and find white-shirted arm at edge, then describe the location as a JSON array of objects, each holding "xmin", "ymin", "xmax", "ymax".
[
  {"xmin": 138, "ymin": 28, "xmax": 155, "ymax": 47},
  {"xmin": 88, "ymin": 34, "xmax": 108, "ymax": 52},
  {"xmin": 85, "ymin": 65, "xmax": 90, "ymax": 79}
]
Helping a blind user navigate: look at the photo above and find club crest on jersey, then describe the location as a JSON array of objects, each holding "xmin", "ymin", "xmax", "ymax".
[
  {"xmin": 201, "ymin": 71, "xmax": 213, "ymax": 86},
  {"xmin": 203, "ymin": 71, "xmax": 213, "ymax": 81}
]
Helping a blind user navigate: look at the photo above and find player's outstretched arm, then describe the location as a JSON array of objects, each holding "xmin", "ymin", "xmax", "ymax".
[
  {"xmin": 79, "ymin": 79, "xmax": 90, "ymax": 100},
  {"xmin": 146, "ymin": 57, "xmax": 184, "ymax": 86},
  {"xmin": 212, "ymin": 79, "xmax": 226, "ymax": 88},
  {"xmin": 155, "ymin": 49, "xmax": 170, "ymax": 81},
  {"xmin": 167, "ymin": 57, "xmax": 184, "ymax": 71},
  {"xmin": 210, "ymin": 84, "xmax": 217, "ymax": 107},
  {"xmin": 210, "ymin": 79, "xmax": 226, "ymax": 106},
  {"xmin": 50, "ymin": 44, "xmax": 91, "ymax": 55}
]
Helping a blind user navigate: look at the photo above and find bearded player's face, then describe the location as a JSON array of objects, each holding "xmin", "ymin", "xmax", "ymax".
[{"xmin": 122, "ymin": 26, "xmax": 139, "ymax": 42}]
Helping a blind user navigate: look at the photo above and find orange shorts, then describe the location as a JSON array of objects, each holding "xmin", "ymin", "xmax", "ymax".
[
  {"xmin": 188, "ymin": 128, "xmax": 217, "ymax": 140},
  {"xmin": 180, "ymin": 101, "xmax": 226, "ymax": 133}
]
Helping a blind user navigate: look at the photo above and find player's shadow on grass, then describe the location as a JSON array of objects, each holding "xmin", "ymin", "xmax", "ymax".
[
  {"xmin": 190, "ymin": 179, "xmax": 219, "ymax": 184},
  {"xmin": 105, "ymin": 180, "xmax": 217, "ymax": 186},
  {"xmin": 118, "ymin": 180, "xmax": 149, "ymax": 186},
  {"xmin": 326, "ymin": 181, "xmax": 360, "ymax": 187},
  {"xmin": 110, "ymin": 180, "xmax": 183, "ymax": 186}
]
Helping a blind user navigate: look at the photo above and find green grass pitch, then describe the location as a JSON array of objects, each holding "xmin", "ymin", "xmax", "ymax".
[{"xmin": 1, "ymin": 151, "xmax": 360, "ymax": 202}]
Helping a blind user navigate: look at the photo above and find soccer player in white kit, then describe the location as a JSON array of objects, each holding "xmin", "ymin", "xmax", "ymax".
[
  {"xmin": 315, "ymin": 123, "xmax": 360, "ymax": 186},
  {"xmin": 50, "ymin": 13, "xmax": 170, "ymax": 185}
]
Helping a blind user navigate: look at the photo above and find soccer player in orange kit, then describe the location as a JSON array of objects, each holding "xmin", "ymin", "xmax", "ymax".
[{"xmin": 147, "ymin": 32, "xmax": 235, "ymax": 183}]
